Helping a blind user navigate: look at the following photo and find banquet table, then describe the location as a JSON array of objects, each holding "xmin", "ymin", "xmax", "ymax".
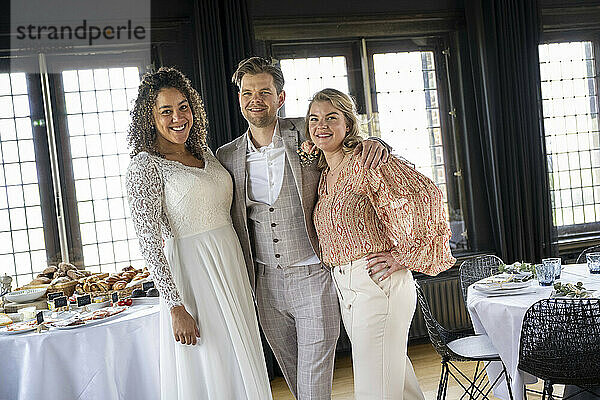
[
  {"xmin": 0, "ymin": 305, "xmax": 160, "ymax": 400},
  {"xmin": 466, "ymin": 264, "xmax": 600, "ymax": 400}
]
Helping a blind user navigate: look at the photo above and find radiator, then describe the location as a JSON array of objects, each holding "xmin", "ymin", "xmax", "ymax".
[{"xmin": 410, "ymin": 274, "xmax": 473, "ymax": 339}]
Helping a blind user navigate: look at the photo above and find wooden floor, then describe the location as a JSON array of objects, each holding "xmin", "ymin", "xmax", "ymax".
[{"xmin": 270, "ymin": 343, "xmax": 562, "ymax": 399}]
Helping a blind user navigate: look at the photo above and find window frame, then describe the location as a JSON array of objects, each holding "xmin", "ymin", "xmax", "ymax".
[
  {"xmin": 538, "ymin": 36, "xmax": 600, "ymax": 241},
  {"xmin": 268, "ymin": 35, "xmax": 471, "ymax": 254},
  {"xmin": 0, "ymin": 70, "xmax": 58, "ymax": 286},
  {"xmin": 269, "ymin": 41, "xmax": 366, "ymax": 115},
  {"xmin": 365, "ymin": 37, "xmax": 465, "ymax": 227},
  {"xmin": 48, "ymin": 54, "xmax": 148, "ymax": 271},
  {"xmin": 0, "ymin": 52, "xmax": 150, "ymax": 283}
]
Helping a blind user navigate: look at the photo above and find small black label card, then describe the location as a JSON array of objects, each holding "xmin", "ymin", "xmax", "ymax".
[
  {"xmin": 48, "ymin": 292, "xmax": 64, "ymax": 301},
  {"xmin": 142, "ymin": 281, "xmax": 155, "ymax": 291},
  {"xmin": 36, "ymin": 311, "xmax": 44, "ymax": 324},
  {"xmin": 53, "ymin": 296, "xmax": 68, "ymax": 309},
  {"xmin": 112, "ymin": 292, "xmax": 119, "ymax": 304},
  {"xmin": 76, "ymin": 294, "xmax": 92, "ymax": 308}
]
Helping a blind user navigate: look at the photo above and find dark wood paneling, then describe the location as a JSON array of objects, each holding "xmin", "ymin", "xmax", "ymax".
[
  {"xmin": 248, "ymin": 0, "xmax": 464, "ymax": 18},
  {"xmin": 254, "ymin": 12, "xmax": 465, "ymax": 41}
]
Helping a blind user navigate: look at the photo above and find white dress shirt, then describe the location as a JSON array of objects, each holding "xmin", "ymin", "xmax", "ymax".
[
  {"xmin": 245, "ymin": 121, "xmax": 320, "ymax": 266},
  {"xmin": 246, "ymin": 122, "xmax": 286, "ymax": 205}
]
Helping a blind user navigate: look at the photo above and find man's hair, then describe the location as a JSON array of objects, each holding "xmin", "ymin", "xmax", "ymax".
[{"xmin": 231, "ymin": 56, "xmax": 285, "ymax": 93}]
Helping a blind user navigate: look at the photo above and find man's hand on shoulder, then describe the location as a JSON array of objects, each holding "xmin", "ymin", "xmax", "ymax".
[{"xmin": 353, "ymin": 138, "xmax": 390, "ymax": 169}]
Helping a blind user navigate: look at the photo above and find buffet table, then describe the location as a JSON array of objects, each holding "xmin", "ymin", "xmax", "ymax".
[
  {"xmin": 466, "ymin": 264, "xmax": 600, "ymax": 400},
  {"xmin": 0, "ymin": 305, "xmax": 160, "ymax": 400}
]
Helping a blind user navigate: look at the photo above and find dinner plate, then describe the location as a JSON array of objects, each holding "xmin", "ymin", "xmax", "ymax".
[
  {"xmin": 80, "ymin": 310, "xmax": 127, "ymax": 327},
  {"xmin": 473, "ymin": 274, "xmax": 533, "ymax": 294},
  {"xmin": 53, "ymin": 321, "xmax": 86, "ymax": 330},
  {"xmin": 480, "ymin": 287, "xmax": 538, "ymax": 297},
  {"xmin": 52, "ymin": 307, "xmax": 128, "ymax": 330},
  {"xmin": 0, "ymin": 325, "xmax": 36, "ymax": 335}
]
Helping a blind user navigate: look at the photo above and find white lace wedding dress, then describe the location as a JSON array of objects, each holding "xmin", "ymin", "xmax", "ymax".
[{"xmin": 126, "ymin": 149, "xmax": 271, "ymax": 400}]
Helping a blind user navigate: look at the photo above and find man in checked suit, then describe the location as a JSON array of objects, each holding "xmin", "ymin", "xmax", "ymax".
[{"xmin": 216, "ymin": 57, "xmax": 389, "ymax": 399}]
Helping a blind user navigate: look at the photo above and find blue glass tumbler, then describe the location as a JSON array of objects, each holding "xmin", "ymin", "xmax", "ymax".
[{"xmin": 536, "ymin": 263, "xmax": 554, "ymax": 286}]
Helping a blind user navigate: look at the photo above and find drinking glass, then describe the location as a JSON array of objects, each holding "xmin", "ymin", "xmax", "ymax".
[
  {"xmin": 586, "ymin": 252, "xmax": 600, "ymax": 274},
  {"xmin": 542, "ymin": 258, "xmax": 562, "ymax": 279},
  {"xmin": 535, "ymin": 263, "xmax": 554, "ymax": 286}
]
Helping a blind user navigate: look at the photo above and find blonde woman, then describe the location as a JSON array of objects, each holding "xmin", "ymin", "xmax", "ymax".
[{"xmin": 306, "ymin": 88, "xmax": 455, "ymax": 399}]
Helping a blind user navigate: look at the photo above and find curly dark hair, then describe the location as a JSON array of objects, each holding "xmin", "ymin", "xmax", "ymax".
[{"xmin": 128, "ymin": 67, "xmax": 208, "ymax": 159}]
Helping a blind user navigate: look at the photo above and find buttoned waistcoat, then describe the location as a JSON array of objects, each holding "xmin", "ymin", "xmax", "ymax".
[{"xmin": 216, "ymin": 117, "xmax": 322, "ymax": 292}]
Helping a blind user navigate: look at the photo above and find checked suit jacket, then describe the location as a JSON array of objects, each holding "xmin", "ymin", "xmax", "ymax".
[{"xmin": 216, "ymin": 117, "xmax": 322, "ymax": 293}]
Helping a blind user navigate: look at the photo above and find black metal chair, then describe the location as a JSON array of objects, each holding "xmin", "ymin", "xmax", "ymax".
[
  {"xmin": 458, "ymin": 255, "xmax": 504, "ymax": 306},
  {"xmin": 519, "ymin": 298, "xmax": 600, "ymax": 400},
  {"xmin": 576, "ymin": 245, "xmax": 600, "ymax": 264},
  {"xmin": 415, "ymin": 282, "xmax": 514, "ymax": 400}
]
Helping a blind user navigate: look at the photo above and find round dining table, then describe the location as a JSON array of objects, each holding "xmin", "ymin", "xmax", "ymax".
[
  {"xmin": 466, "ymin": 263, "xmax": 600, "ymax": 400},
  {"xmin": 0, "ymin": 304, "xmax": 160, "ymax": 400}
]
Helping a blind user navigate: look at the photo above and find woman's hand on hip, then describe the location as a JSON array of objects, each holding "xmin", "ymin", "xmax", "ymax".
[
  {"xmin": 170, "ymin": 305, "xmax": 200, "ymax": 345},
  {"xmin": 365, "ymin": 251, "xmax": 406, "ymax": 281}
]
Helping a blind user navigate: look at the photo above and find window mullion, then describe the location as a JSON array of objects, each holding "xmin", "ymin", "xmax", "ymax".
[
  {"xmin": 26, "ymin": 73, "xmax": 61, "ymax": 267},
  {"xmin": 38, "ymin": 53, "xmax": 71, "ymax": 264},
  {"xmin": 359, "ymin": 38, "xmax": 375, "ymax": 137}
]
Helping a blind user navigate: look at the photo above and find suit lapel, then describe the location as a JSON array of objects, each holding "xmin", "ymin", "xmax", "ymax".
[{"xmin": 281, "ymin": 119, "xmax": 304, "ymax": 201}]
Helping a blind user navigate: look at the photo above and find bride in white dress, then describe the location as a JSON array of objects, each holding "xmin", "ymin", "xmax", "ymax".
[{"xmin": 126, "ymin": 67, "xmax": 272, "ymax": 399}]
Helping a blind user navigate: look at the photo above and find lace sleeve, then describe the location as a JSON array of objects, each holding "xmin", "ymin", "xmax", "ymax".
[
  {"xmin": 366, "ymin": 156, "xmax": 456, "ymax": 276},
  {"xmin": 126, "ymin": 153, "xmax": 183, "ymax": 309}
]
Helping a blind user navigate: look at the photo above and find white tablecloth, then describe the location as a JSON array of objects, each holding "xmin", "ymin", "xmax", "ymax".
[
  {"xmin": 466, "ymin": 264, "xmax": 600, "ymax": 400},
  {"xmin": 0, "ymin": 305, "xmax": 160, "ymax": 400}
]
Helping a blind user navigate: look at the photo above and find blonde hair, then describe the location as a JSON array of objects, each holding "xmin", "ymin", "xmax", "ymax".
[
  {"xmin": 305, "ymin": 88, "xmax": 363, "ymax": 169},
  {"xmin": 128, "ymin": 67, "xmax": 208, "ymax": 160}
]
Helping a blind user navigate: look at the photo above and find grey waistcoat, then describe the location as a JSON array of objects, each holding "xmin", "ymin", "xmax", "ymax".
[{"xmin": 247, "ymin": 157, "xmax": 315, "ymax": 267}]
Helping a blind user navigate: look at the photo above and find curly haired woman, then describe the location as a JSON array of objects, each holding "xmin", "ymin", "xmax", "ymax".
[
  {"xmin": 126, "ymin": 67, "xmax": 271, "ymax": 399},
  {"xmin": 307, "ymin": 88, "xmax": 455, "ymax": 399}
]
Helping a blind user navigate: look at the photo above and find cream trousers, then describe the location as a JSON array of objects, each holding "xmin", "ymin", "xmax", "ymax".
[{"xmin": 332, "ymin": 258, "xmax": 425, "ymax": 400}]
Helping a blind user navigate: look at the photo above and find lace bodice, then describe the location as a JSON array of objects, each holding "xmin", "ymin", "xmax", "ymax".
[{"xmin": 126, "ymin": 150, "xmax": 234, "ymax": 309}]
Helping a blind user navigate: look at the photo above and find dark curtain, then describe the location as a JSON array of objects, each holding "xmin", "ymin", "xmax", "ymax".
[
  {"xmin": 193, "ymin": 0, "xmax": 280, "ymax": 379},
  {"xmin": 465, "ymin": 0, "xmax": 556, "ymax": 263},
  {"xmin": 193, "ymin": 0, "xmax": 253, "ymax": 149}
]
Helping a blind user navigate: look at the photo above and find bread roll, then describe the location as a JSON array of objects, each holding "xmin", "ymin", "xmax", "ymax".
[
  {"xmin": 58, "ymin": 262, "xmax": 77, "ymax": 272},
  {"xmin": 50, "ymin": 276, "xmax": 71, "ymax": 285},
  {"xmin": 31, "ymin": 277, "xmax": 51, "ymax": 285},
  {"xmin": 67, "ymin": 270, "xmax": 85, "ymax": 280},
  {"xmin": 43, "ymin": 266, "xmax": 58, "ymax": 275}
]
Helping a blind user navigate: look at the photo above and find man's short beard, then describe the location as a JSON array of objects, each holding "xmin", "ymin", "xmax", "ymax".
[{"xmin": 246, "ymin": 113, "xmax": 277, "ymax": 128}]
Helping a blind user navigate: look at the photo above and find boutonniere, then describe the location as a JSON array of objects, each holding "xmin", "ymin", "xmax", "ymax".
[{"xmin": 297, "ymin": 140, "xmax": 319, "ymax": 166}]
